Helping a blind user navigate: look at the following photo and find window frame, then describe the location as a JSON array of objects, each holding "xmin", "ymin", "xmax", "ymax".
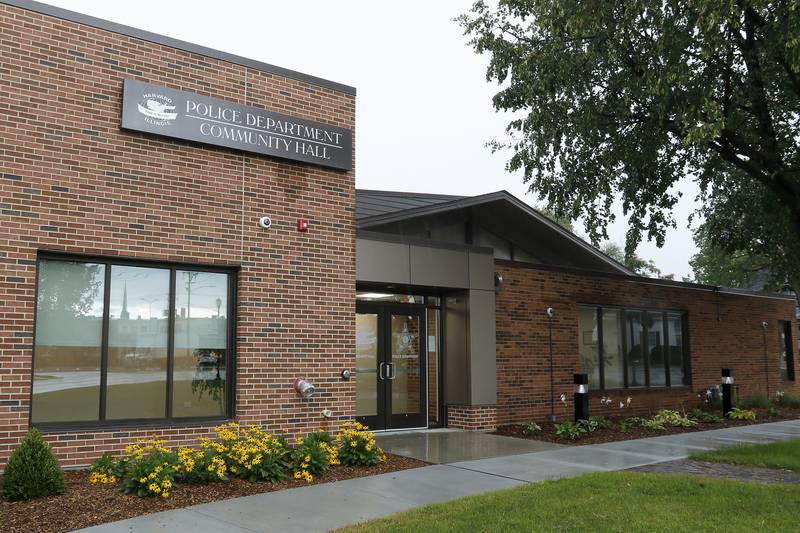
[
  {"xmin": 577, "ymin": 303, "xmax": 690, "ymax": 391},
  {"xmin": 31, "ymin": 252, "xmax": 238, "ymax": 432},
  {"xmin": 779, "ymin": 320, "xmax": 795, "ymax": 382}
]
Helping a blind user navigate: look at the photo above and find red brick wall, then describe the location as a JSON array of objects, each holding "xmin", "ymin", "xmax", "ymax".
[
  {"xmin": 494, "ymin": 261, "xmax": 799, "ymax": 425},
  {"xmin": 447, "ymin": 405, "xmax": 497, "ymax": 430},
  {"xmin": 0, "ymin": 3, "xmax": 355, "ymax": 467}
]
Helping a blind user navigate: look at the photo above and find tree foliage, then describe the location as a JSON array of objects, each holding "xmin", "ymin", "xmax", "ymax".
[
  {"xmin": 600, "ymin": 242, "xmax": 671, "ymax": 278},
  {"xmin": 458, "ymin": 1, "xmax": 800, "ymax": 291}
]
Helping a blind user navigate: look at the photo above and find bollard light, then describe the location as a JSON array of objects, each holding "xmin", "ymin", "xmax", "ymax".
[
  {"xmin": 721, "ymin": 368, "xmax": 734, "ymax": 417},
  {"xmin": 574, "ymin": 373, "xmax": 589, "ymax": 422},
  {"xmin": 293, "ymin": 378, "xmax": 315, "ymax": 399}
]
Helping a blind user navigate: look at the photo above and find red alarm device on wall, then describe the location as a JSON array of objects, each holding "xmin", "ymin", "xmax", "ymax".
[{"xmin": 297, "ymin": 218, "xmax": 309, "ymax": 232}]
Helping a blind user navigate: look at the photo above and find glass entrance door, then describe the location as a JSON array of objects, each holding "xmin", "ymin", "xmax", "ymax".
[{"xmin": 356, "ymin": 303, "xmax": 426, "ymax": 430}]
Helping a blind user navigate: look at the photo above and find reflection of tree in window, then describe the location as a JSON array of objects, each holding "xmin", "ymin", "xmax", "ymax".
[
  {"xmin": 174, "ymin": 271, "xmax": 228, "ymax": 417},
  {"xmin": 37, "ymin": 261, "xmax": 103, "ymax": 318}
]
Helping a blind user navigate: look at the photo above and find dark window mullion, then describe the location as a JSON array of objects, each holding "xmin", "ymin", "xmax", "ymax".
[
  {"xmin": 99, "ymin": 263, "xmax": 112, "ymax": 421},
  {"xmin": 166, "ymin": 268, "xmax": 176, "ymax": 420}
]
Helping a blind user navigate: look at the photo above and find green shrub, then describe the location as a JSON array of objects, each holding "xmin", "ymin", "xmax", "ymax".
[
  {"xmin": 1, "ymin": 428, "xmax": 64, "ymax": 501},
  {"xmin": 639, "ymin": 417, "xmax": 666, "ymax": 431},
  {"xmin": 739, "ymin": 394, "xmax": 772, "ymax": 409},
  {"xmin": 653, "ymin": 409, "xmax": 697, "ymax": 428},
  {"xmin": 729, "ymin": 407, "xmax": 757, "ymax": 421},
  {"xmin": 305, "ymin": 430, "xmax": 335, "ymax": 446},
  {"xmin": 204, "ymin": 422, "xmax": 287, "ymax": 483},
  {"xmin": 690, "ymin": 408, "xmax": 722, "ymax": 424},
  {"xmin": 290, "ymin": 435, "xmax": 331, "ymax": 482},
  {"xmin": 620, "ymin": 417, "xmax": 641, "ymax": 432},
  {"xmin": 767, "ymin": 406, "xmax": 782, "ymax": 418},
  {"xmin": 775, "ymin": 391, "xmax": 800, "ymax": 407},
  {"xmin": 118, "ymin": 439, "xmax": 180, "ymax": 498},
  {"xmin": 588, "ymin": 415, "xmax": 612, "ymax": 430},
  {"xmin": 522, "ymin": 421, "xmax": 542, "ymax": 435},
  {"xmin": 336, "ymin": 421, "xmax": 385, "ymax": 466},
  {"xmin": 555, "ymin": 420, "xmax": 591, "ymax": 439}
]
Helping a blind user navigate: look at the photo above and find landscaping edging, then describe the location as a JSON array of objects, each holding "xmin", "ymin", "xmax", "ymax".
[{"xmin": 0, "ymin": 453, "xmax": 427, "ymax": 533}]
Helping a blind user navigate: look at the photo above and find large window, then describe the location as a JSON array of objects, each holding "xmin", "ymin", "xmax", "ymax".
[
  {"xmin": 32, "ymin": 256, "xmax": 234, "ymax": 426},
  {"xmin": 779, "ymin": 321, "xmax": 795, "ymax": 382},
  {"xmin": 578, "ymin": 305, "xmax": 689, "ymax": 390}
]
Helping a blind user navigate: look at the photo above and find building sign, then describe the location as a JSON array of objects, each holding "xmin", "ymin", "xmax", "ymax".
[{"xmin": 121, "ymin": 79, "xmax": 352, "ymax": 171}]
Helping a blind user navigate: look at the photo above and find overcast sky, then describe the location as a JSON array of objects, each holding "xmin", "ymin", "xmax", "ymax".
[{"xmin": 46, "ymin": 0, "xmax": 700, "ymax": 279}]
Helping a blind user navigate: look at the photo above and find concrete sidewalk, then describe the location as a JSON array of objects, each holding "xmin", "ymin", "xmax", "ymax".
[{"xmin": 80, "ymin": 420, "xmax": 800, "ymax": 533}]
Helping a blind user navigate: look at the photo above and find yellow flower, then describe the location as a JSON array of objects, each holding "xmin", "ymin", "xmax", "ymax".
[{"xmin": 162, "ymin": 491, "xmax": 170, "ymax": 498}]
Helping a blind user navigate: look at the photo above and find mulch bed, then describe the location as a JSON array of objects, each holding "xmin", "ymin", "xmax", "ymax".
[
  {"xmin": 629, "ymin": 459, "xmax": 800, "ymax": 484},
  {"xmin": 0, "ymin": 454, "xmax": 427, "ymax": 533},
  {"xmin": 493, "ymin": 407, "xmax": 800, "ymax": 446}
]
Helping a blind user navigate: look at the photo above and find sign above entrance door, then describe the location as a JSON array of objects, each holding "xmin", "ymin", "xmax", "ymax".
[{"xmin": 121, "ymin": 79, "xmax": 353, "ymax": 171}]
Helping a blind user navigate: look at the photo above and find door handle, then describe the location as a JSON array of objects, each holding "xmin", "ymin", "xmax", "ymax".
[
  {"xmin": 378, "ymin": 362, "xmax": 386, "ymax": 380},
  {"xmin": 388, "ymin": 363, "xmax": 396, "ymax": 380}
]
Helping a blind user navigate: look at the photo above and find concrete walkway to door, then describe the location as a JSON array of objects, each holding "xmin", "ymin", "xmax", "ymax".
[{"xmin": 79, "ymin": 420, "xmax": 800, "ymax": 533}]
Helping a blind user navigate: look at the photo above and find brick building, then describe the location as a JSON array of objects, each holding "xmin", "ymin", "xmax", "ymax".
[{"xmin": 0, "ymin": 0, "xmax": 797, "ymax": 467}]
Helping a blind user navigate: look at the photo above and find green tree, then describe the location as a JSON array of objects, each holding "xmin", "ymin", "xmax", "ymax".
[
  {"xmin": 690, "ymin": 225, "xmax": 787, "ymax": 290},
  {"xmin": 600, "ymin": 242, "xmax": 671, "ymax": 278},
  {"xmin": 458, "ymin": 1, "xmax": 800, "ymax": 293}
]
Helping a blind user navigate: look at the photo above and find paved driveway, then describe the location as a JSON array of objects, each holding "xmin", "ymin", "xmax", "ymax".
[{"xmin": 80, "ymin": 420, "xmax": 800, "ymax": 533}]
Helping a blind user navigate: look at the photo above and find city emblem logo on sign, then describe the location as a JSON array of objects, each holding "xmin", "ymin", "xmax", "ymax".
[{"xmin": 137, "ymin": 93, "xmax": 177, "ymax": 126}]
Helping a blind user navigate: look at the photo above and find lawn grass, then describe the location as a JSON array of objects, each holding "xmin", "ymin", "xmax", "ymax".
[
  {"xmin": 689, "ymin": 438, "xmax": 800, "ymax": 471},
  {"xmin": 338, "ymin": 472, "xmax": 800, "ymax": 533}
]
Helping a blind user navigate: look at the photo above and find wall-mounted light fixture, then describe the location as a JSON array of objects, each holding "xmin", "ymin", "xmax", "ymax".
[
  {"xmin": 293, "ymin": 378, "xmax": 315, "ymax": 399},
  {"xmin": 494, "ymin": 272, "xmax": 504, "ymax": 294}
]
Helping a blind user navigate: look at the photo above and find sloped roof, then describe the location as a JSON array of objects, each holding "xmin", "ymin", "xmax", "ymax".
[
  {"xmin": 356, "ymin": 189, "xmax": 634, "ymax": 275},
  {"xmin": 356, "ymin": 189, "xmax": 466, "ymax": 221}
]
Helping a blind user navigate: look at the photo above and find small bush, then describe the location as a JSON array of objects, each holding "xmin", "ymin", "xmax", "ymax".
[
  {"xmin": 204, "ymin": 422, "xmax": 287, "ymax": 483},
  {"xmin": 728, "ymin": 407, "xmax": 757, "ymax": 421},
  {"xmin": 522, "ymin": 422, "xmax": 542, "ymax": 435},
  {"xmin": 118, "ymin": 439, "xmax": 179, "ymax": 498},
  {"xmin": 555, "ymin": 420, "xmax": 591, "ymax": 439},
  {"xmin": 336, "ymin": 421, "xmax": 385, "ymax": 466},
  {"xmin": 739, "ymin": 394, "xmax": 772, "ymax": 410},
  {"xmin": 775, "ymin": 391, "xmax": 800, "ymax": 407},
  {"xmin": 588, "ymin": 415, "xmax": 612, "ymax": 430},
  {"xmin": 620, "ymin": 417, "xmax": 641, "ymax": 432},
  {"xmin": 639, "ymin": 418, "xmax": 666, "ymax": 431},
  {"xmin": 653, "ymin": 409, "xmax": 697, "ymax": 428},
  {"xmin": 690, "ymin": 408, "xmax": 722, "ymax": 424},
  {"xmin": 290, "ymin": 433, "xmax": 337, "ymax": 482},
  {"xmin": 2, "ymin": 428, "xmax": 64, "ymax": 501},
  {"xmin": 767, "ymin": 406, "xmax": 782, "ymax": 418}
]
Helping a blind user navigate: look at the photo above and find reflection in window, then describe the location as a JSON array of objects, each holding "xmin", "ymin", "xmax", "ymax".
[
  {"xmin": 391, "ymin": 315, "xmax": 420, "ymax": 414},
  {"xmin": 626, "ymin": 311, "xmax": 645, "ymax": 387},
  {"xmin": 173, "ymin": 271, "xmax": 228, "ymax": 418},
  {"xmin": 356, "ymin": 313, "xmax": 378, "ymax": 417},
  {"xmin": 602, "ymin": 309, "xmax": 625, "ymax": 389},
  {"xmin": 32, "ymin": 261, "xmax": 105, "ymax": 423},
  {"xmin": 667, "ymin": 314, "xmax": 687, "ymax": 386},
  {"xmin": 578, "ymin": 305, "xmax": 689, "ymax": 389},
  {"xmin": 106, "ymin": 266, "xmax": 169, "ymax": 420},
  {"xmin": 780, "ymin": 321, "xmax": 795, "ymax": 381},
  {"xmin": 646, "ymin": 312, "xmax": 666, "ymax": 387},
  {"xmin": 32, "ymin": 258, "xmax": 232, "ymax": 425},
  {"xmin": 578, "ymin": 306, "xmax": 600, "ymax": 388}
]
